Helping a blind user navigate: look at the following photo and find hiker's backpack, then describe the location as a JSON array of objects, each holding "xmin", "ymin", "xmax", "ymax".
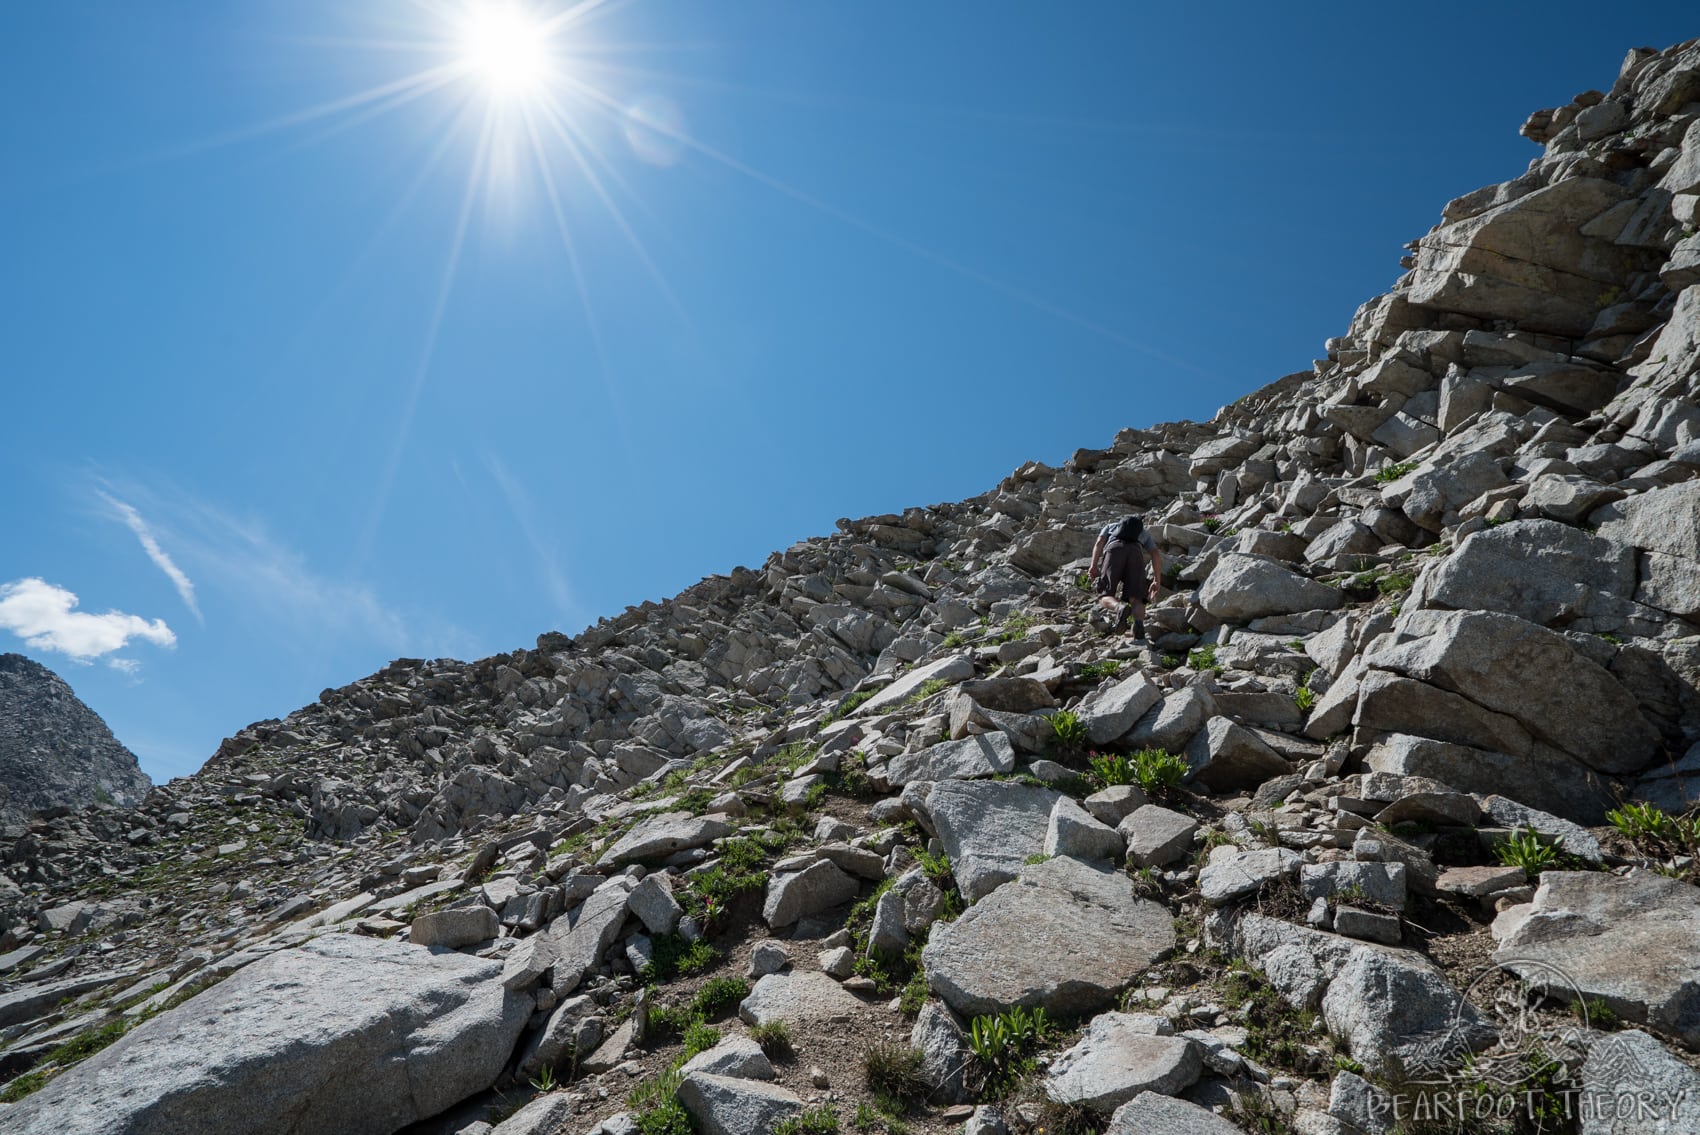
[{"xmin": 1110, "ymin": 515, "xmax": 1144, "ymax": 543}]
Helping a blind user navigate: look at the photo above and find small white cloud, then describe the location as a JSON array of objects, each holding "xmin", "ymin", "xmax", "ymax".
[
  {"xmin": 0, "ymin": 578, "xmax": 176, "ymax": 660},
  {"xmin": 107, "ymin": 657, "xmax": 141, "ymax": 675},
  {"xmin": 98, "ymin": 491, "xmax": 202, "ymax": 623}
]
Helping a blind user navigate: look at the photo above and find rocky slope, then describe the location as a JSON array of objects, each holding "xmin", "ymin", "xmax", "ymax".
[
  {"xmin": 6, "ymin": 37, "xmax": 1700, "ymax": 1135},
  {"xmin": 0, "ymin": 654, "xmax": 151, "ymax": 827}
]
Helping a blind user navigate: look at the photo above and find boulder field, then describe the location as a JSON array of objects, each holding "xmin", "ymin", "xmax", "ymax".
[{"xmin": 7, "ymin": 36, "xmax": 1700, "ymax": 1135}]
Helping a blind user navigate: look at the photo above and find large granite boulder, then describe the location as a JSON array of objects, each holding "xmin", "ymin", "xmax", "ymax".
[
  {"xmin": 597, "ymin": 812, "xmax": 735, "ymax": 868},
  {"xmin": 762, "ymin": 860, "xmax": 861, "ymax": 929},
  {"xmin": 1364, "ymin": 733, "xmax": 1612, "ymax": 825},
  {"xmin": 1106, "ymin": 1092, "xmax": 1246, "ymax": 1135},
  {"xmin": 1043, "ymin": 1013, "xmax": 1201, "ymax": 1112},
  {"xmin": 4, "ymin": 934, "xmax": 533, "ymax": 1135},
  {"xmin": 739, "ymin": 971, "xmax": 866, "ymax": 1028},
  {"xmin": 678, "ymin": 1071, "xmax": 802, "ymax": 1135},
  {"xmin": 1363, "ymin": 609, "xmax": 1658, "ymax": 775},
  {"xmin": 1493, "ymin": 871, "xmax": 1700, "ymax": 1047},
  {"xmin": 887, "ymin": 733, "xmax": 1016, "ymax": 786},
  {"xmin": 1596, "ymin": 481, "xmax": 1700, "ymax": 620},
  {"xmin": 1198, "ymin": 555, "xmax": 1343, "ymax": 622},
  {"xmin": 1405, "ymin": 176, "xmax": 1660, "ymax": 337},
  {"xmin": 923, "ymin": 856, "xmax": 1172, "ymax": 1018},
  {"xmin": 1321, "ymin": 947, "xmax": 1495, "ymax": 1083},
  {"xmin": 544, "ymin": 876, "xmax": 636, "ymax": 995},
  {"xmin": 1076, "ymin": 672, "xmax": 1164, "ymax": 746},
  {"xmin": 1416, "ymin": 520, "xmax": 1637, "ymax": 627},
  {"xmin": 855, "ymin": 654, "xmax": 977, "ymax": 717},
  {"xmin": 920, "ymin": 780, "xmax": 1061, "ymax": 902}
]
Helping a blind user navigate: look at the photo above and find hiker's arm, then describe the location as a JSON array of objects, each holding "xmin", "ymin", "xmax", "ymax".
[
  {"xmin": 1148, "ymin": 548, "xmax": 1163, "ymax": 598},
  {"xmin": 1090, "ymin": 535, "xmax": 1105, "ymax": 577}
]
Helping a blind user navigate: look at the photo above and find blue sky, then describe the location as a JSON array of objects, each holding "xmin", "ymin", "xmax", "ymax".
[{"xmin": 2, "ymin": 2, "xmax": 1694, "ymax": 784}]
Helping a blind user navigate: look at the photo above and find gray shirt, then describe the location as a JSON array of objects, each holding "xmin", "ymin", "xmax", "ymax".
[{"xmin": 1098, "ymin": 523, "xmax": 1157, "ymax": 551}]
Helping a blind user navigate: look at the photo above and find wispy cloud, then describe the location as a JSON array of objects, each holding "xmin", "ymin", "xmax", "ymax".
[
  {"xmin": 101, "ymin": 475, "xmax": 479, "ymax": 662},
  {"xmin": 0, "ymin": 578, "xmax": 175, "ymax": 660},
  {"xmin": 107, "ymin": 657, "xmax": 142, "ymax": 676},
  {"xmin": 97, "ymin": 491, "xmax": 203, "ymax": 623}
]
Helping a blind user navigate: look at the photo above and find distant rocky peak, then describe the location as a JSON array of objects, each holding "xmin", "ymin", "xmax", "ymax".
[{"xmin": 0, "ymin": 652, "xmax": 151, "ymax": 824}]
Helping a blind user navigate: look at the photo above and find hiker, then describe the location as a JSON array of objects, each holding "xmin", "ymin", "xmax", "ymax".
[{"xmin": 1091, "ymin": 515, "xmax": 1161, "ymax": 638}]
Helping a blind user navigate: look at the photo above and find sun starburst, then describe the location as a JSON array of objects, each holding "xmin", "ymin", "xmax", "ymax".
[{"xmin": 458, "ymin": 3, "xmax": 552, "ymax": 99}]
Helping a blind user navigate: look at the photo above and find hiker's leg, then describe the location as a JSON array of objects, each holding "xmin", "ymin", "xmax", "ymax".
[{"xmin": 1121, "ymin": 545, "xmax": 1149, "ymax": 634}]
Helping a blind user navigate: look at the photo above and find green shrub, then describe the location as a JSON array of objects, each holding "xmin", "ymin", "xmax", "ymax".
[
  {"xmin": 832, "ymin": 751, "xmax": 880, "ymax": 800},
  {"xmin": 45, "ymin": 1018, "xmax": 130, "ymax": 1064},
  {"xmin": 1293, "ymin": 686, "xmax": 1316, "ymax": 713},
  {"xmin": 1130, "ymin": 748, "xmax": 1189, "ymax": 795},
  {"xmin": 907, "ymin": 678, "xmax": 952, "ymax": 704},
  {"xmin": 628, "ymin": 1065, "xmax": 691, "ymax": 1135},
  {"xmin": 1088, "ymin": 752, "xmax": 1133, "ymax": 787},
  {"xmin": 1607, "ymin": 801, "xmax": 1697, "ymax": 850},
  {"xmin": 693, "ymin": 976, "xmax": 750, "ymax": 1020},
  {"xmin": 914, "ymin": 847, "xmax": 953, "ymax": 885},
  {"xmin": 682, "ymin": 1020, "xmax": 721, "ymax": 1058},
  {"xmin": 994, "ymin": 613, "xmax": 1036, "ymax": 643},
  {"xmin": 777, "ymin": 742, "xmax": 817, "ymax": 774},
  {"xmin": 1187, "ymin": 644, "xmax": 1223, "ymax": 673},
  {"xmin": 1376, "ymin": 571, "xmax": 1415, "ymax": 596},
  {"xmin": 1373, "ymin": 461, "xmax": 1418, "ymax": 483},
  {"xmin": 1048, "ymin": 710, "xmax": 1088, "ymax": 753},
  {"xmin": 0, "ymin": 1069, "xmax": 49, "ymax": 1103},
  {"xmin": 824, "ymin": 689, "xmax": 875, "ymax": 723},
  {"xmin": 643, "ymin": 934, "xmax": 719, "ymax": 982},
  {"xmin": 967, "ymin": 1005, "xmax": 1054, "ymax": 1098},
  {"xmin": 670, "ymin": 836, "xmax": 769, "ymax": 933},
  {"xmin": 1079, "ymin": 658, "xmax": 1122, "ymax": 680},
  {"xmin": 1496, "ymin": 827, "xmax": 1559, "ymax": 879}
]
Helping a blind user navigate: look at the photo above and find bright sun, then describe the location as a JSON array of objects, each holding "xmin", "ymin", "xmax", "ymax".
[{"xmin": 460, "ymin": 4, "xmax": 551, "ymax": 98}]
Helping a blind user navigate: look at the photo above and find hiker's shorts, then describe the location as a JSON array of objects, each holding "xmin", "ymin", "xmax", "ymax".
[{"xmin": 1097, "ymin": 541, "xmax": 1149, "ymax": 603}]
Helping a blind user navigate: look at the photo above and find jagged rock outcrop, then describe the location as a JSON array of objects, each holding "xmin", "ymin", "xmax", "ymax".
[
  {"xmin": 0, "ymin": 654, "xmax": 150, "ymax": 825},
  {"xmin": 6, "ymin": 36, "xmax": 1700, "ymax": 1135}
]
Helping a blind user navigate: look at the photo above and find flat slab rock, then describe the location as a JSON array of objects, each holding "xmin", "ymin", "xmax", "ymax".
[
  {"xmin": 596, "ymin": 812, "xmax": 735, "ymax": 867},
  {"xmin": 1043, "ymin": 1013, "xmax": 1201, "ymax": 1113},
  {"xmin": 4, "ymin": 933, "xmax": 534, "ymax": 1135},
  {"xmin": 923, "ymin": 856, "xmax": 1173, "ymax": 1019},
  {"xmin": 922, "ymin": 779, "xmax": 1062, "ymax": 903},
  {"xmin": 678, "ymin": 1071, "xmax": 802, "ymax": 1135},
  {"xmin": 886, "ymin": 732, "xmax": 1016, "ymax": 786},
  {"xmin": 1493, "ymin": 870, "xmax": 1700, "ymax": 1047},
  {"xmin": 739, "ymin": 970, "xmax": 866, "ymax": 1028},
  {"xmin": 1105, "ymin": 1091, "xmax": 1246, "ymax": 1135}
]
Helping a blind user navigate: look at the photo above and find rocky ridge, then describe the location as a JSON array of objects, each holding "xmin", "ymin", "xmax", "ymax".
[
  {"xmin": 7, "ymin": 38, "xmax": 1700, "ymax": 1135},
  {"xmin": 0, "ymin": 654, "xmax": 151, "ymax": 827}
]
